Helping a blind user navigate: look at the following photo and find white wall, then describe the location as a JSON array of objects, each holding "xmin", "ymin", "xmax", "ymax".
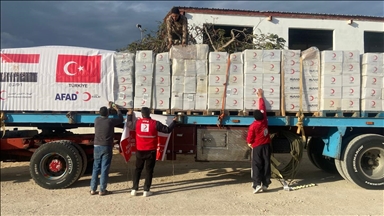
[{"xmin": 186, "ymin": 13, "xmax": 384, "ymax": 53}]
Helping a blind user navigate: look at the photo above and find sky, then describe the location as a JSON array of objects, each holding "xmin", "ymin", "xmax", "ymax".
[{"xmin": 1, "ymin": 1, "xmax": 383, "ymax": 51}]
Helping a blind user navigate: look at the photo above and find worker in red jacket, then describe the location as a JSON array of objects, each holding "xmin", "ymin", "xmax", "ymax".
[
  {"xmin": 127, "ymin": 107, "xmax": 177, "ymax": 197},
  {"xmin": 246, "ymin": 88, "xmax": 272, "ymax": 194}
]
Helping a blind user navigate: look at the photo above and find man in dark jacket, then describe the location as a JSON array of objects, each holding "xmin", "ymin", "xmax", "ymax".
[
  {"xmin": 127, "ymin": 107, "xmax": 177, "ymax": 197},
  {"xmin": 246, "ymin": 89, "xmax": 272, "ymax": 194},
  {"xmin": 166, "ymin": 7, "xmax": 188, "ymax": 50},
  {"xmin": 90, "ymin": 102, "xmax": 124, "ymax": 196}
]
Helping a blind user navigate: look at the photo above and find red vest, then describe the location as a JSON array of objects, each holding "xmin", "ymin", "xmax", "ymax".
[{"xmin": 135, "ymin": 118, "xmax": 158, "ymax": 151}]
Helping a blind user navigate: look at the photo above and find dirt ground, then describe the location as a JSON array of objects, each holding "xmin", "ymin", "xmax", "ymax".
[{"xmin": 1, "ymin": 150, "xmax": 383, "ymax": 216}]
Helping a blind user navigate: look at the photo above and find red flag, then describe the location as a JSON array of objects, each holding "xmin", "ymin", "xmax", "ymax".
[
  {"xmin": 120, "ymin": 130, "xmax": 136, "ymax": 162},
  {"xmin": 0, "ymin": 53, "xmax": 40, "ymax": 63},
  {"xmin": 56, "ymin": 54, "xmax": 101, "ymax": 83}
]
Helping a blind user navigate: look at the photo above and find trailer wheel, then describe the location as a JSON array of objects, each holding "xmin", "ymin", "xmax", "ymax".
[
  {"xmin": 335, "ymin": 134, "xmax": 359, "ymax": 181},
  {"xmin": 306, "ymin": 137, "xmax": 337, "ymax": 173},
  {"xmin": 29, "ymin": 141, "xmax": 83, "ymax": 189},
  {"xmin": 70, "ymin": 142, "xmax": 88, "ymax": 180},
  {"xmin": 341, "ymin": 134, "xmax": 384, "ymax": 190}
]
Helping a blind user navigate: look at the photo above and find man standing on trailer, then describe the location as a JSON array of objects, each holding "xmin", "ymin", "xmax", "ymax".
[
  {"xmin": 126, "ymin": 107, "xmax": 177, "ymax": 197},
  {"xmin": 166, "ymin": 7, "xmax": 188, "ymax": 50},
  {"xmin": 246, "ymin": 89, "xmax": 272, "ymax": 194},
  {"xmin": 90, "ymin": 102, "xmax": 124, "ymax": 196}
]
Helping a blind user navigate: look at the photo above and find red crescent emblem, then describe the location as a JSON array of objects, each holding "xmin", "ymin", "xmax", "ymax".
[
  {"xmin": 291, "ymin": 69, "xmax": 295, "ymax": 74},
  {"xmin": 373, "ymin": 55, "xmax": 378, "ymax": 61},
  {"xmin": 270, "ymin": 64, "xmax": 274, "ymax": 69},
  {"xmin": 271, "ymin": 76, "xmax": 275, "ymax": 81},
  {"xmin": 121, "ymin": 77, "xmax": 126, "ymax": 83},
  {"xmin": 350, "ymin": 88, "xmax": 354, "ymax": 94},
  {"xmin": 270, "ymin": 100, "xmax": 274, "ymax": 105},
  {"xmin": 217, "ymin": 65, "xmax": 220, "ymax": 70},
  {"xmin": 142, "ymin": 53, "xmax": 147, "ymax": 57},
  {"xmin": 333, "ymin": 53, "xmax": 336, "ymax": 58},
  {"xmin": 123, "ymin": 102, "xmax": 127, "ymax": 106},
  {"xmin": 349, "ymin": 52, "xmax": 353, "ymax": 57},
  {"xmin": 270, "ymin": 88, "xmax": 274, "ymax": 93},
  {"xmin": 253, "ymin": 52, "xmax": 257, "ymax": 57},
  {"xmin": 331, "ymin": 89, "xmax": 335, "ymax": 94},
  {"xmin": 216, "ymin": 54, "xmax": 221, "ymax": 59},
  {"xmin": 143, "ymin": 76, "xmax": 147, "ymax": 81},
  {"xmin": 143, "ymin": 88, "xmax": 147, "ymax": 93},
  {"xmin": 159, "ymin": 54, "xmax": 163, "ymax": 59},
  {"xmin": 83, "ymin": 92, "xmax": 91, "ymax": 101},
  {"xmin": 233, "ymin": 88, "xmax": 238, "ymax": 94},
  {"xmin": 291, "ymin": 60, "xmax": 295, "ymax": 66},
  {"xmin": 349, "ymin": 64, "xmax": 353, "ymax": 70},
  {"xmin": 350, "ymin": 76, "xmax": 354, "ymax": 82},
  {"xmin": 233, "ymin": 100, "xmax": 237, "ymax": 105},
  {"xmin": 253, "ymin": 76, "xmax": 257, "ymax": 81},
  {"xmin": 233, "ymin": 65, "xmax": 237, "ymax": 70},
  {"xmin": 160, "ymin": 100, "xmax": 164, "ymax": 105},
  {"xmin": 291, "ymin": 52, "xmax": 295, "ymax": 57},
  {"xmin": 310, "ymin": 96, "xmax": 314, "ymax": 101},
  {"xmin": 253, "ymin": 88, "xmax": 257, "ymax": 93},
  {"xmin": 350, "ymin": 100, "xmax": 353, "ymax": 106},
  {"xmin": 332, "ymin": 77, "xmax": 336, "ymax": 83},
  {"xmin": 371, "ymin": 89, "xmax": 376, "ymax": 95},
  {"xmin": 232, "ymin": 54, "xmax": 237, "ymax": 59},
  {"xmin": 160, "ymin": 65, "xmax": 164, "ymax": 71},
  {"xmin": 310, "ymin": 61, "xmax": 314, "ymax": 66},
  {"xmin": 143, "ymin": 65, "xmax": 146, "ymax": 70},
  {"xmin": 216, "ymin": 88, "xmax": 220, "ymax": 93},
  {"xmin": 161, "ymin": 77, "xmax": 164, "ymax": 83},
  {"xmin": 373, "ymin": 78, "xmax": 377, "ymax": 83},
  {"xmin": 372, "ymin": 101, "xmax": 376, "ymax": 106},
  {"xmin": 161, "ymin": 88, "xmax": 164, "ymax": 93},
  {"xmin": 291, "ymin": 104, "xmax": 295, "ymax": 110},
  {"xmin": 216, "ymin": 76, "xmax": 220, "ymax": 81},
  {"xmin": 330, "ymin": 100, "xmax": 335, "ymax": 106},
  {"xmin": 122, "ymin": 86, "xmax": 127, "ymax": 91},
  {"xmin": 216, "ymin": 99, "xmax": 220, "ymax": 104},
  {"xmin": 141, "ymin": 100, "xmax": 146, "ymax": 105},
  {"xmin": 373, "ymin": 67, "xmax": 378, "ymax": 73},
  {"xmin": 253, "ymin": 100, "xmax": 257, "ymax": 105},
  {"xmin": 253, "ymin": 64, "xmax": 257, "ymax": 69},
  {"xmin": 233, "ymin": 76, "xmax": 237, "ymax": 82},
  {"xmin": 270, "ymin": 52, "xmax": 274, "ymax": 56},
  {"xmin": 332, "ymin": 65, "xmax": 336, "ymax": 70}
]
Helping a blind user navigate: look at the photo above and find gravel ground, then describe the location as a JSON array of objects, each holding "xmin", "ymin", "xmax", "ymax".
[{"xmin": 1, "ymin": 150, "xmax": 383, "ymax": 216}]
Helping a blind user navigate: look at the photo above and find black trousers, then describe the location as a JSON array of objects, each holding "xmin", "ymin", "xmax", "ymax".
[
  {"xmin": 251, "ymin": 144, "xmax": 272, "ymax": 187},
  {"xmin": 132, "ymin": 150, "xmax": 157, "ymax": 191}
]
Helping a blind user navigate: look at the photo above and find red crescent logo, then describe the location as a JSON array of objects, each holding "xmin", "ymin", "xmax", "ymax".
[
  {"xmin": 121, "ymin": 77, "xmax": 126, "ymax": 83},
  {"xmin": 371, "ymin": 100, "xmax": 376, "ymax": 106},
  {"xmin": 216, "ymin": 99, "xmax": 220, "ymax": 104},
  {"xmin": 143, "ymin": 65, "xmax": 147, "ymax": 70},
  {"xmin": 291, "ymin": 69, "xmax": 295, "ymax": 74},
  {"xmin": 270, "ymin": 88, "xmax": 274, "ymax": 93},
  {"xmin": 160, "ymin": 100, "xmax": 164, "ymax": 105},
  {"xmin": 216, "ymin": 76, "xmax": 220, "ymax": 81},
  {"xmin": 216, "ymin": 87, "xmax": 220, "ymax": 93},
  {"xmin": 161, "ymin": 77, "xmax": 164, "ymax": 83},
  {"xmin": 270, "ymin": 64, "xmax": 274, "ymax": 69},
  {"xmin": 332, "ymin": 77, "xmax": 336, "ymax": 83},
  {"xmin": 291, "ymin": 52, "xmax": 295, "ymax": 57},
  {"xmin": 291, "ymin": 104, "xmax": 295, "ymax": 110},
  {"xmin": 142, "ymin": 53, "xmax": 147, "ymax": 58},
  {"xmin": 373, "ymin": 78, "xmax": 377, "ymax": 83},
  {"xmin": 233, "ymin": 65, "xmax": 238, "ymax": 70},
  {"xmin": 232, "ymin": 54, "xmax": 237, "ymax": 59},
  {"xmin": 291, "ymin": 60, "xmax": 295, "ymax": 66},
  {"xmin": 233, "ymin": 100, "xmax": 237, "ymax": 105},
  {"xmin": 350, "ymin": 100, "xmax": 353, "ymax": 106},
  {"xmin": 217, "ymin": 65, "xmax": 220, "ymax": 70},
  {"xmin": 372, "ymin": 89, "xmax": 376, "ymax": 95},
  {"xmin": 270, "ymin": 52, "xmax": 274, "ymax": 56},
  {"xmin": 350, "ymin": 88, "xmax": 354, "ymax": 93},
  {"xmin": 253, "ymin": 52, "xmax": 257, "ymax": 57},
  {"xmin": 310, "ymin": 96, "xmax": 314, "ymax": 101},
  {"xmin": 123, "ymin": 102, "xmax": 127, "ymax": 106},
  {"xmin": 83, "ymin": 92, "xmax": 91, "ymax": 101},
  {"xmin": 270, "ymin": 100, "xmax": 274, "ymax": 105},
  {"xmin": 271, "ymin": 76, "xmax": 275, "ymax": 81},
  {"xmin": 373, "ymin": 55, "xmax": 378, "ymax": 61},
  {"xmin": 121, "ymin": 86, "xmax": 127, "ymax": 91},
  {"xmin": 330, "ymin": 100, "xmax": 335, "ymax": 106},
  {"xmin": 161, "ymin": 88, "xmax": 165, "ymax": 93},
  {"xmin": 373, "ymin": 67, "xmax": 378, "ymax": 73},
  {"xmin": 332, "ymin": 65, "xmax": 336, "ymax": 70},
  {"xmin": 253, "ymin": 64, "xmax": 257, "ymax": 69},
  {"xmin": 331, "ymin": 89, "xmax": 335, "ymax": 94},
  {"xmin": 233, "ymin": 88, "xmax": 238, "ymax": 94},
  {"xmin": 310, "ymin": 61, "xmax": 315, "ymax": 66},
  {"xmin": 160, "ymin": 65, "xmax": 164, "ymax": 71},
  {"xmin": 253, "ymin": 88, "xmax": 257, "ymax": 93},
  {"xmin": 253, "ymin": 100, "xmax": 257, "ymax": 105},
  {"xmin": 349, "ymin": 64, "xmax": 353, "ymax": 70},
  {"xmin": 0, "ymin": 90, "xmax": 6, "ymax": 100},
  {"xmin": 141, "ymin": 100, "xmax": 146, "ymax": 105},
  {"xmin": 350, "ymin": 76, "xmax": 354, "ymax": 82},
  {"xmin": 216, "ymin": 54, "xmax": 221, "ymax": 59},
  {"xmin": 349, "ymin": 52, "xmax": 353, "ymax": 57},
  {"xmin": 143, "ymin": 76, "xmax": 147, "ymax": 81},
  {"xmin": 159, "ymin": 54, "xmax": 163, "ymax": 59},
  {"xmin": 253, "ymin": 76, "xmax": 257, "ymax": 81},
  {"xmin": 143, "ymin": 88, "xmax": 147, "ymax": 93},
  {"xmin": 333, "ymin": 53, "xmax": 336, "ymax": 58},
  {"xmin": 233, "ymin": 76, "xmax": 237, "ymax": 82}
]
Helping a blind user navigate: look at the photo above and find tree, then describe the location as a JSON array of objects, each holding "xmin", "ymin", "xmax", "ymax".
[{"xmin": 118, "ymin": 20, "xmax": 286, "ymax": 54}]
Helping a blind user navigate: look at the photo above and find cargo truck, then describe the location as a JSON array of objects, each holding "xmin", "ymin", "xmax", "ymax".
[{"xmin": 1, "ymin": 46, "xmax": 383, "ymax": 191}]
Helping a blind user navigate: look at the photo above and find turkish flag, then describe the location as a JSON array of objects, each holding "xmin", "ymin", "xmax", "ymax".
[{"xmin": 56, "ymin": 54, "xmax": 101, "ymax": 83}]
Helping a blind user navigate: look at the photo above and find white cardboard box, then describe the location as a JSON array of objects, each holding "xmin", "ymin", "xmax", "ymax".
[
  {"xmin": 208, "ymin": 74, "xmax": 226, "ymax": 86},
  {"xmin": 361, "ymin": 99, "xmax": 382, "ymax": 111},
  {"xmin": 134, "ymin": 85, "xmax": 152, "ymax": 98},
  {"xmin": 184, "ymin": 76, "xmax": 197, "ymax": 93},
  {"xmin": 115, "ymin": 64, "xmax": 134, "ymax": 75},
  {"xmin": 154, "ymin": 86, "xmax": 171, "ymax": 97},
  {"xmin": 228, "ymin": 74, "xmax": 243, "ymax": 85},
  {"xmin": 282, "ymin": 50, "xmax": 301, "ymax": 60},
  {"xmin": 342, "ymin": 74, "xmax": 361, "ymax": 87},
  {"xmin": 320, "ymin": 75, "xmax": 342, "ymax": 87},
  {"xmin": 321, "ymin": 63, "xmax": 343, "ymax": 75},
  {"xmin": 321, "ymin": 51, "xmax": 343, "ymax": 63},
  {"xmin": 248, "ymin": 97, "xmax": 280, "ymax": 111},
  {"xmin": 183, "ymin": 93, "xmax": 195, "ymax": 110},
  {"xmin": 154, "ymin": 75, "xmax": 170, "ymax": 86},
  {"xmin": 342, "ymin": 50, "xmax": 360, "ymax": 63},
  {"xmin": 225, "ymin": 96, "xmax": 244, "ymax": 110},
  {"xmin": 262, "ymin": 85, "xmax": 281, "ymax": 98},
  {"xmin": 207, "ymin": 97, "xmax": 223, "ymax": 110},
  {"xmin": 115, "ymin": 99, "xmax": 134, "ymax": 109},
  {"xmin": 320, "ymin": 87, "xmax": 342, "ymax": 98},
  {"xmin": 135, "ymin": 75, "xmax": 153, "ymax": 86},
  {"xmin": 196, "ymin": 60, "xmax": 208, "ymax": 76},
  {"xmin": 342, "ymin": 63, "xmax": 360, "ymax": 74},
  {"xmin": 135, "ymin": 63, "xmax": 154, "ymax": 75},
  {"xmin": 155, "ymin": 52, "xmax": 170, "ymax": 64},
  {"xmin": 196, "ymin": 44, "xmax": 209, "ymax": 60},
  {"xmin": 283, "ymin": 66, "xmax": 301, "ymax": 76},
  {"xmin": 362, "ymin": 53, "xmax": 383, "ymax": 65},
  {"xmin": 185, "ymin": 60, "xmax": 197, "ymax": 72},
  {"xmin": 341, "ymin": 99, "xmax": 360, "ymax": 111},
  {"xmin": 262, "ymin": 50, "xmax": 281, "ymax": 62},
  {"xmin": 155, "ymin": 63, "xmax": 171, "ymax": 75},
  {"xmin": 320, "ymin": 98, "xmax": 341, "ymax": 111},
  {"xmin": 341, "ymin": 86, "xmax": 360, "ymax": 99},
  {"xmin": 195, "ymin": 93, "xmax": 207, "ymax": 110},
  {"xmin": 230, "ymin": 52, "xmax": 243, "ymax": 63},
  {"xmin": 170, "ymin": 93, "xmax": 183, "ymax": 109},
  {"xmin": 118, "ymin": 85, "xmax": 133, "ymax": 93},
  {"xmin": 244, "ymin": 73, "xmax": 263, "ymax": 86},
  {"xmin": 172, "ymin": 59, "xmax": 185, "ymax": 76},
  {"xmin": 243, "ymin": 50, "xmax": 263, "ymax": 62},
  {"xmin": 117, "ymin": 75, "xmax": 134, "ymax": 84},
  {"xmin": 362, "ymin": 64, "xmax": 384, "ymax": 76},
  {"xmin": 244, "ymin": 62, "xmax": 263, "ymax": 74},
  {"xmin": 208, "ymin": 86, "xmax": 225, "ymax": 96},
  {"xmin": 226, "ymin": 85, "xmax": 243, "ymax": 97},
  {"xmin": 135, "ymin": 50, "xmax": 153, "ymax": 63},
  {"xmin": 263, "ymin": 73, "xmax": 281, "ymax": 86},
  {"xmin": 361, "ymin": 88, "xmax": 382, "ymax": 100},
  {"xmin": 209, "ymin": 63, "xmax": 228, "ymax": 75},
  {"xmin": 303, "ymin": 76, "xmax": 320, "ymax": 87},
  {"xmin": 263, "ymin": 62, "xmax": 281, "ymax": 74},
  {"xmin": 152, "ymin": 96, "xmax": 170, "ymax": 110},
  {"xmin": 196, "ymin": 75, "xmax": 208, "ymax": 94},
  {"xmin": 229, "ymin": 63, "xmax": 243, "ymax": 74},
  {"xmin": 134, "ymin": 97, "xmax": 152, "ymax": 109},
  {"xmin": 171, "ymin": 84, "xmax": 184, "ymax": 93},
  {"xmin": 244, "ymin": 86, "xmax": 261, "ymax": 98},
  {"xmin": 362, "ymin": 75, "xmax": 383, "ymax": 88},
  {"xmin": 209, "ymin": 52, "xmax": 228, "ymax": 63}
]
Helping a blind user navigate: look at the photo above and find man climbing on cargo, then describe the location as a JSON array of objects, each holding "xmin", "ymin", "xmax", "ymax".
[
  {"xmin": 246, "ymin": 89, "xmax": 272, "ymax": 194},
  {"xmin": 126, "ymin": 107, "xmax": 177, "ymax": 197},
  {"xmin": 90, "ymin": 102, "xmax": 124, "ymax": 196},
  {"xmin": 166, "ymin": 7, "xmax": 188, "ymax": 50}
]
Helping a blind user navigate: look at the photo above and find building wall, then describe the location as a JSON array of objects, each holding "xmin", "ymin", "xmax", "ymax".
[{"xmin": 185, "ymin": 13, "xmax": 383, "ymax": 53}]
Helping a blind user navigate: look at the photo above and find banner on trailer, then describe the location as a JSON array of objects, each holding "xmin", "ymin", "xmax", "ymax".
[{"xmin": 120, "ymin": 111, "xmax": 173, "ymax": 162}]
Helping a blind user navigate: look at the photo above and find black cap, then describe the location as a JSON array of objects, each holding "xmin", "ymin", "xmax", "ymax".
[{"xmin": 171, "ymin": 7, "xmax": 180, "ymax": 14}]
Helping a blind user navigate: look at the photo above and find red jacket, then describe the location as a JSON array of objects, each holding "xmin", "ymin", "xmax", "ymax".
[
  {"xmin": 246, "ymin": 97, "xmax": 271, "ymax": 148},
  {"xmin": 135, "ymin": 118, "xmax": 158, "ymax": 151}
]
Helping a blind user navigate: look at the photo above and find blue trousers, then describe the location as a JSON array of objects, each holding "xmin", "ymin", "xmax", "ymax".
[{"xmin": 90, "ymin": 145, "xmax": 113, "ymax": 192}]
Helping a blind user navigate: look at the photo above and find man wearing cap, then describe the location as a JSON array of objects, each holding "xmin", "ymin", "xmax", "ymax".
[
  {"xmin": 166, "ymin": 7, "xmax": 188, "ymax": 50},
  {"xmin": 246, "ymin": 89, "xmax": 272, "ymax": 194}
]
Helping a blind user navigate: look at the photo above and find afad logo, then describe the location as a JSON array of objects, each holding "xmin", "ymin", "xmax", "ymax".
[{"xmin": 55, "ymin": 91, "xmax": 100, "ymax": 101}]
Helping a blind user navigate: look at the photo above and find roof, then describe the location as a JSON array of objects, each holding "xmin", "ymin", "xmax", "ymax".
[{"xmin": 165, "ymin": 6, "xmax": 384, "ymax": 22}]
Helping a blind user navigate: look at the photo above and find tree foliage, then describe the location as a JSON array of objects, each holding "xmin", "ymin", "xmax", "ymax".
[{"xmin": 118, "ymin": 20, "xmax": 286, "ymax": 54}]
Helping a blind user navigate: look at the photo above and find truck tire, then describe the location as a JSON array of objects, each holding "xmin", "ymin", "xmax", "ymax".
[
  {"xmin": 341, "ymin": 134, "xmax": 384, "ymax": 190},
  {"xmin": 306, "ymin": 137, "xmax": 320, "ymax": 169},
  {"xmin": 70, "ymin": 142, "xmax": 88, "ymax": 180},
  {"xmin": 306, "ymin": 137, "xmax": 337, "ymax": 173},
  {"xmin": 335, "ymin": 134, "xmax": 359, "ymax": 181},
  {"xmin": 29, "ymin": 141, "xmax": 83, "ymax": 189}
]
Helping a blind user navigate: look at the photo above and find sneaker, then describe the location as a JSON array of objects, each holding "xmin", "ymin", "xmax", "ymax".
[
  {"xmin": 131, "ymin": 190, "xmax": 137, "ymax": 196},
  {"xmin": 143, "ymin": 191, "xmax": 153, "ymax": 197},
  {"xmin": 262, "ymin": 185, "xmax": 268, "ymax": 192},
  {"xmin": 253, "ymin": 185, "xmax": 263, "ymax": 194}
]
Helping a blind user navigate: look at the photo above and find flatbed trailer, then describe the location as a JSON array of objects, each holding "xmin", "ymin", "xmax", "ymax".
[{"xmin": 1, "ymin": 111, "xmax": 383, "ymax": 190}]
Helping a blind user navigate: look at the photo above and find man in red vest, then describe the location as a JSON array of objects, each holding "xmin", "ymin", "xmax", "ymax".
[
  {"xmin": 127, "ymin": 107, "xmax": 177, "ymax": 197},
  {"xmin": 246, "ymin": 89, "xmax": 272, "ymax": 194}
]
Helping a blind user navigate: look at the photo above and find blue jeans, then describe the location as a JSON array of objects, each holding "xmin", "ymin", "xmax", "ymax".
[{"xmin": 90, "ymin": 145, "xmax": 113, "ymax": 192}]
